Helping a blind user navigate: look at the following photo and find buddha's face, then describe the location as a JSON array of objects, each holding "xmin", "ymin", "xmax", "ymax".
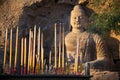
[{"xmin": 70, "ymin": 12, "xmax": 84, "ymax": 29}]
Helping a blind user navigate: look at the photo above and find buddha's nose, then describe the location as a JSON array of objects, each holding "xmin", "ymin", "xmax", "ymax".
[
  {"xmin": 76, "ymin": 17, "xmax": 80, "ymax": 22},
  {"xmin": 76, "ymin": 17, "xmax": 79, "ymax": 21}
]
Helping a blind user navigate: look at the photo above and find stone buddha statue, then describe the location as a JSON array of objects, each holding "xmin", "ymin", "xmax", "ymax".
[{"xmin": 65, "ymin": 4, "xmax": 111, "ymax": 71}]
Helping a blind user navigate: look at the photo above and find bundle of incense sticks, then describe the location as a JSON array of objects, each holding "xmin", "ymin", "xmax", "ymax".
[
  {"xmin": 53, "ymin": 23, "xmax": 66, "ymax": 74},
  {"xmin": 3, "ymin": 23, "xmax": 87, "ymax": 75}
]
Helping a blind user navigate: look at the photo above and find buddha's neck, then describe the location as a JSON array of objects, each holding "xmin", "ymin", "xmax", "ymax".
[{"xmin": 72, "ymin": 28, "xmax": 84, "ymax": 33}]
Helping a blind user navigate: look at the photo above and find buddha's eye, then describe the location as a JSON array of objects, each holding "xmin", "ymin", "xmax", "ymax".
[
  {"xmin": 80, "ymin": 16, "xmax": 82, "ymax": 19},
  {"xmin": 74, "ymin": 17, "xmax": 76, "ymax": 19},
  {"xmin": 78, "ymin": 16, "xmax": 82, "ymax": 19}
]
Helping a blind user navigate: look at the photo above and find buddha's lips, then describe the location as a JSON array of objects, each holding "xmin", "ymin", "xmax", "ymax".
[
  {"xmin": 74, "ymin": 22, "xmax": 80, "ymax": 25},
  {"xmin": 74, "ymin": 21, "xmax": 82, "ymax": 26}
]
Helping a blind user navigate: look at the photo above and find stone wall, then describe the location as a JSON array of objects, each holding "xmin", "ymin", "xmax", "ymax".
[
  {"xmin": 0, "ymin": 0, "xmax": 78, "ymax": 73},
  {"xmin": 91, "ymin": 71, "xmax": 119, "ymax": 80}
]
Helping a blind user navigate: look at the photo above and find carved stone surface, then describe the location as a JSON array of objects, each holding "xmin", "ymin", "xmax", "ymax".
[
  {"xmin": 91, "ymin": 71, "xmax": 119, "ymax": 80},
  {"xmin": 65, "ymin": 4, "xmax": 112, "ymax": 71}
]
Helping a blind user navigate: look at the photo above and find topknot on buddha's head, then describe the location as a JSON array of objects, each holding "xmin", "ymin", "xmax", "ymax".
[{"xmin": 71, "ymin": 5, "xmax": 85, "ymax": 15}]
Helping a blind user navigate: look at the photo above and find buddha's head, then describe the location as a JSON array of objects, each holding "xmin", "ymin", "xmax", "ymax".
[{"xmin": 70, "ymin": 5, "xmax": 85, "ymax": 30}]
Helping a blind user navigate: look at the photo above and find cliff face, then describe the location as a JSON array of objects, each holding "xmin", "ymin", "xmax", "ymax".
[
  {"xmin": 0, "ymin": 0, "xmax": 76, "ymax": 47},
  {"xmin": 0, "ymin": 0, "xmax": 119, "ymax": 47},
  {"xmin": 0, "ymin": 0, "xmax": 41, "ymax": 46},
  {"xmin": 0, "ymin": 0, "xmax": 76, "ymax": 73},
  {"xmin": 0, "ymin": 0, "xmax": 120, "ymax": 76}
]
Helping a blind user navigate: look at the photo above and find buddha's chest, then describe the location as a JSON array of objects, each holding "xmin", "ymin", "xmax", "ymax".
[
  {"xmin": 65, "ymin": 32, "xmax": 91, "ymax": 51},
  {"xmin": 65, "ymin": 32, "xmax": 96, "ymax": 63}
]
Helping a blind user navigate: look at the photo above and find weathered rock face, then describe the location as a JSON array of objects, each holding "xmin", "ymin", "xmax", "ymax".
[
  {"xmin": 0, "ymin": 0, "xmax": 79, "ymax": 74},
  {"xmin": 0, "ymin": 0, "xmax": 120, "ymax": 79},
  {"xmin": 0, "ymin": 0, "xmax": 42, "ymax": 46},
  {"xmin": 91, "ymin": 71, "xmax": 119, "ymax": 80},
  {"xmin": 0, "ymin": 0, "xmax": 90, "ymax": 48},
  {"xmin": 0, "ymin": 0, "xmax": 77, "ymax": 49}
]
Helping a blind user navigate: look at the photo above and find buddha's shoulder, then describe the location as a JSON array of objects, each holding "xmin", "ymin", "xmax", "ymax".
[
  {"xmin": 65, "ymin": 31, "xmax": 91, "ymax": 38},
  {"xmin": 92, "ymin": 33, "xmax": 103, "ymax": 39},
  {"xmin": 89, "ymin": 33, "xmax": 104, "ymax": 42},
  {"xmin": 83, "ymin": 31, "xmax": 102, "ymax": 38},
  {"xmin": 82, "ymin": 32, "xmax": 90, "ymax": 35}
]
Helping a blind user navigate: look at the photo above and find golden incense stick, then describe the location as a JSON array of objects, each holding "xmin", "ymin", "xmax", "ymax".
[
  {"xmin": 21, "ymin": 38, "xmax": 24, "ymax": 74},
  {"xmin": 33, "ymin": 25, "xmax": 36, "ymax": 71},
  {"xmin": 58, "ymin": 23, "xmax": 62, "ymax": 68},
  {"xmin": 41, "ymin": 33, "xmax": 44, "ymax": 72},
  {"xmin": 41, "ymin": 47, "xmax": 44, "ymax": 72},
  {"xmin": 27, "ymin": 29, "xmax": 31, "ymax": 73},
  {"xmin": 3, "ymin": 28, "xmax": 8, "ymax": 72},
  {"xmin": 62, "ymin": 24, "xmax": 64, "ymax": 68},
  {"xmin": 54, "ymin": 23, "xmax": 57, "ymax": 68},
  {"xmin": 14, "ymin": 27, "xmax": 18, "ymax": 68},
  {"xmin": 9, "ymin": 29, "xmax": 12, "ymax": 70},
  {"xmin": 24, "ymin": 38, "xmax": 26, "ymax": 65},
  {"xmin": 37, "ymin": 27, "xmax": 41, "ymax": 58},
  {"xmin": 30, "ymin": 31, "xmax": 33, "ymax": 73},
  {"xmin": 49, "ymin": 50, "xmax": 51, "ymax": 66},
  {"xmin": 37, "ymin": 27, "xmax": 41, "ymax": 63},
  {"xmin": 35, "ymin": 27, "xmax": 41, "ymax": 74},
  {"xmin": 21, "ymin": 38, "xmax": 24, "ymax": 67}
]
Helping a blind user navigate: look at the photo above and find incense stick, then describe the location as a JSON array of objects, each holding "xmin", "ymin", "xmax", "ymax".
[
  {"xmin": 14, "ymin": 27, "xmax": 18, "ymax": 74},
  {"xmin": 9, "ymin": 29, "xmax": 12, "ymax": 74},
  {"xmin": 37, "ymin": 27, "xmax": 41, "ymax": 58},
  {"xmin": 24, "ymin": 38, "xmax": 27, "ymax": 74},
  {"xmin": 21, "ymin": 38, "xmax": 24, "ymax": 74},
  {"xmin": 58, "ymin": 23, "xmax": 62, "ymax": 68},
  {"xmin": 3, "ymin": 28, "xmax": 8, "ymax": 73},
  {"xmin": 33, "ymin": 25, "xmax": 36, "ymax": 73},
  {"xmin": 62, "ymin": 24, "xmax": 65, "ymax": 68},
  {"xmin": 30, "ymin": 31, "xmax": 33, "ymax": 74},
  {"xmin": 27, "ymin": 29, "xmax": 31, "ymax": 74},
  {"xmin": 35, "ymin": 27, "xmax": 41, "ymax": 74},
  {"xmin": 49, "ymin": 50, "xmax": 52, "ymax": 66},
  {"xmin": 54, "ymin": 23, "xmax": 57, "ymax": 68},
  {"xmin": 41, "ymin": 33, "xmax": 44, "ymax": 73}
]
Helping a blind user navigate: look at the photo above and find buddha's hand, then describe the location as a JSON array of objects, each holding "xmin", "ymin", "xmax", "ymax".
[{"xmin": 89, "ymin": 59, "xmax": 109, "ymax": 69}]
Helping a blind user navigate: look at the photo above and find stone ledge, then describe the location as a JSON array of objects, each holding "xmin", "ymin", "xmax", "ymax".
[{"xmin": 91, "ymin": 71, "xmax": 119, "ymax": 80}]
